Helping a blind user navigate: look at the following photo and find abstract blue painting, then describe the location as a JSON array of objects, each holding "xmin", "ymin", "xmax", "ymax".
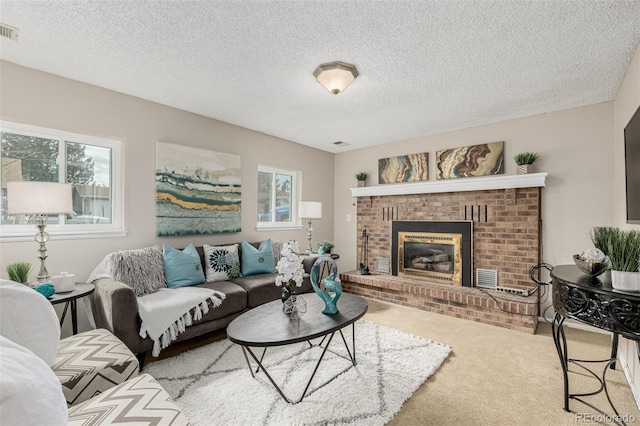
[{"xmin": 156, "ymin": 142, "xmax": 241, "ymax": 236}]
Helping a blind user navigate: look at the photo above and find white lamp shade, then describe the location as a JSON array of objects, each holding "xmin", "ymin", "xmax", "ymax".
[
  {"xmin": 313, "ymin": 62, "xmax": 358, "ymax": 95},
  {"xmin": 7, "ymin": 182, "xmax": 73, "ymax": 215},
  {"xmin": 298, "ymin": 201, "xmax": 322, "ymax": 219}
]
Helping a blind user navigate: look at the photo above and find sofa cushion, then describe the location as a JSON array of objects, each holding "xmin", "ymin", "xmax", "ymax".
[
  {"xmin": 195, "ymin": 280, "xmax": 248, "ymax": 320},
  {"xmin": 54, "ymin": 328, "xmax": 139, "ymax": 406},
  {"xmin": 67, "ymin": 374, "xmax": 189, "ymax": 426},
  {"xmin": 108, "ymin": 246, "xmax": 166, "ymax": 296},
  {"xmin": 241, "ymin": 239, "xmax": 277, "ymax": 276},
  {"xmin": 230, "ymin": 273, "xmax": 283, "ymax": 308},
  {"xmin": 163, "ymin": 244, "xmax": 206, "ymax": 289},
  {"xmin": 203, "ymin": 243, "xmax": 242, "ymax": 282}
]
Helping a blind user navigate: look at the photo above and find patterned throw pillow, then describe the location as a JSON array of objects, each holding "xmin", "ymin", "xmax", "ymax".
[
  {"xmin": 203, "ymin": 244, "xmax": 242, "ymax": 282},
  {"xmin": 241, "ymin": 239, "xmax": 277, "ymax": 276},
  {"xmin": 272, "ymin": 240, "xmax": 283, "ymax": 265},
  {"xmin": 107, "ymin": 246, "xmax": 166, "ymax": 296}
]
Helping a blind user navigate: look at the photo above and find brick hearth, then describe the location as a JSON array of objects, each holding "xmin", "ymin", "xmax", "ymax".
[
  {"xmin": 347, "ymin": 185, "xmax": 542, "ymax": 333},
  {"xmin": 340, "ymin": 271, "xmax": 539, "ymax": 333}
]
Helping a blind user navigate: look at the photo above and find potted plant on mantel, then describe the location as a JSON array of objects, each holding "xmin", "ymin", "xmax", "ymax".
[
  {"xmin": 514, "ymin": 152, "xmax": 539, "ymax": 175},
  {"xmin": 591, "ymin": 226, "xmax": 640, "ymax": 291},
  {"xmin": 355, "ymin": 172, "xmax": 368, "ymax": 187}
]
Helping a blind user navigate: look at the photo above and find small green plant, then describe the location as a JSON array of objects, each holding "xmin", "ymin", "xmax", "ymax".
[
  {"xmin": 317, "ymin": 240, "xmax": 335, "ymax": 253},
  {"xmin": 7, "ymin": 262, "xmax": 32, "ymax": 284},
  {"xmin": 591, "ymin": 227, "xmax": 640, "ymax": 272},
  {"xmin": 513, "ymin": 152, "xmax": 539, "ymax": 165},
  {"xmin": 355, "ymin": 172, "xmax": 368, "ymax": 181}
]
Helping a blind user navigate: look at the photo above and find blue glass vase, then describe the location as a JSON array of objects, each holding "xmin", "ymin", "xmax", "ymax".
[{"xmin": 310, "ymin": 256, "xmax": 342, "ymax": 315}]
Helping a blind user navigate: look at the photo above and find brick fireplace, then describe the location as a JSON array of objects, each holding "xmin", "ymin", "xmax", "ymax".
[{"xmin": 340, "ymin": 174, "xmax": 546, "ymax": 333}]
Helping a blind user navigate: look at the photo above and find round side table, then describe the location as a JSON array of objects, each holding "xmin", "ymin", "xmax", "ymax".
[{"xmin": 49, "ymin": 283, "xmax": 95, "ymax": 335}]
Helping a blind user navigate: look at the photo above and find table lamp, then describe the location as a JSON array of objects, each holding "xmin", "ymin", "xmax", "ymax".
[
  {"xmin": 298, "ymin": 201, "xmax": 322, "ymax": 254},
  {"xmin": 7, "ymin": 181, "xmax": 73, "ymax": 283}
]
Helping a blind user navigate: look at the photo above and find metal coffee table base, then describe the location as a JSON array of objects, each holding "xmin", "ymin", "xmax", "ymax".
[{"xmin": 240, "ymin": 323, "xmax": 357, "ymax": 404}]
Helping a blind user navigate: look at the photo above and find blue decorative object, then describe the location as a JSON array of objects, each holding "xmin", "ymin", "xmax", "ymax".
[
  {"xmin": 35, "ymin": 283, "xmax": 55, "ymax": 299},
  {"xmin": 310, "ymin": 256, "xmax": 342, "ymax": 315}
]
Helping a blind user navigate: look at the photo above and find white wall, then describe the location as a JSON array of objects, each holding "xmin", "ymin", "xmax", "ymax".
[
  {"xmin": 333, "ymin": 102, "xmax": 615, "ymax": 315},
  {"xmin": 0, "ymin": 61, "xmax": 335, "ymax": 336},
  {"xmin": 613, "ymin": 44, "xmax": 640, "ymax": 406}
]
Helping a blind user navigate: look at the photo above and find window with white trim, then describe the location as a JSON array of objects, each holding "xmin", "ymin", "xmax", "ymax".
[
  {"xmin": 257, "ymin": 165, "xmax": 301, "ymax": 230},
  {"xmin": 1, "ymin": 121, "xmax": 124, "ymax": 241}
]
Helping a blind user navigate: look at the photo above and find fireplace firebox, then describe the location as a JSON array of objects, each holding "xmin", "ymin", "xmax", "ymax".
[{"xmin": 392, "ymin": 221, "xmax": 473, "ymax": 287}]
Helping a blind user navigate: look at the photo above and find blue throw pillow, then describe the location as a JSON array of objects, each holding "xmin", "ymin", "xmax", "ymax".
[
  {"xmin": 163, "ymin": 244, "xmax": 206, "ymax": 288},
  {"xmin": 241, "ymin": 239, "xmax": 277, "ymax": 276}
]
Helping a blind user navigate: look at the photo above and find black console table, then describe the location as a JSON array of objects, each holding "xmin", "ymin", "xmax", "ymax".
[{"xmin": 551, "ymin": 265, "xmax": 640, "ymax": 425}]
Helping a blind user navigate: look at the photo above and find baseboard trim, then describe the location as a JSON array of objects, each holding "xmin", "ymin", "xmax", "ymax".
[
  {"xmin": 538, "ymin": 316, "xmax": 611, "ymax": 335},
  {"xmin": 617, "ymin": 348, "xmax": 640, "ymax": 411}
]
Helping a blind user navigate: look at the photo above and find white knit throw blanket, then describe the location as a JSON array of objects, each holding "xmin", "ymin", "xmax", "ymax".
[{"xmin": 137, "ymin": 287, "xmax": 226, "ymax": 356}]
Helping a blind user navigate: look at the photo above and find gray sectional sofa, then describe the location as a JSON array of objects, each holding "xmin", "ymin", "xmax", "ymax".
[{"xmin": 91, "ymin": 242, "xmax": 316, "ymax": 362}]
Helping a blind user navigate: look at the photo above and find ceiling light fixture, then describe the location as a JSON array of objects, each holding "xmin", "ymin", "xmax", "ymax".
[{"xmin": 313, "ymin": 61, "xmax": 358, "ymax": 95}]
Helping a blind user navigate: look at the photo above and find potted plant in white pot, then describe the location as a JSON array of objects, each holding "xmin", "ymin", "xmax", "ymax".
[
  {"xmin": 355, "ymin": 172, "xmax": 368, "ymax": 187},
  {"xmin": 514, "ymin": 152, "xmax": 539, "ymax": 175},
  {"xmin": 591, "ymin": 227, "xmax": 640, "ymax": 291},
  {"xmin": 6, "ymin": 262, "xmax": 32, "ymax": 286}
]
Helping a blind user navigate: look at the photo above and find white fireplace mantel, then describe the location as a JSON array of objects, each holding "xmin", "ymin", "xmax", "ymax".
[{"xmin": 350, "ymin": 172, "xmax": 547, "ymax": 197}]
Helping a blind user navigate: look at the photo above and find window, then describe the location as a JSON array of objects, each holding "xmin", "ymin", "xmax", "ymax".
[
  {"xmin": 257, "ymin": 165, "xmax": 301, "ymax": 230},
  {"xmin": 1, "ymin": 121, "xmax": 124, "ymax": 241}
]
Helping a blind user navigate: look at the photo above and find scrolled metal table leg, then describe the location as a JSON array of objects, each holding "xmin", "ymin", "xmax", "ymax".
[{"xmin": 552, "ymin": 312, "xmax": 570, "ymax": 412}]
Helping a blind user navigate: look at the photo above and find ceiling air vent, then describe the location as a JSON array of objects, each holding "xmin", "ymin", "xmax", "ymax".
[
  {"xmin": 333, "ymin": 141, "xmax": 350, "ymax": 147},
  {"xmin": 0, "ymin": 23, "xmax": 19, "ymax": 41}
]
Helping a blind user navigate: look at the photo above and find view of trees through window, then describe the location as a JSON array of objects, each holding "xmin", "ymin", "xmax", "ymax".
[
  {"xmin": 1, "ymin": 130, "xmax": 113, "ymax": 226},
  {"xmin": 258, "ymin": 169, "xmax": 293, "ymax": 223}
]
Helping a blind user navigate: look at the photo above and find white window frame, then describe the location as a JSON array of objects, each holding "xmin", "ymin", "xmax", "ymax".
[
  {"xmin": 256, "ymin": 165, "xmax": 302, "ymax": 231},
  {"xmin": 0, "ymin": 121, "xmax": 126, "ymax": 242}
]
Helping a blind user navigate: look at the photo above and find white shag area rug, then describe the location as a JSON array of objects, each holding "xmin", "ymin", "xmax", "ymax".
[{"xmin": 143, "ymin": 320, "xmax": 451, "ymax": 426}]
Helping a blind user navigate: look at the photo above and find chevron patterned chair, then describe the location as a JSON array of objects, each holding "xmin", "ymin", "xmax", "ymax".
[
  {"xmin": 0, "ymin": 279, "xmax": 139, "ymax": 406},
  {"xmin": 53, "ymin": 327, "xmax": 140, "ymax": 406},
  {"xmin": 1, "ymin": 280, "xmax": 190, "ymax": 425}
]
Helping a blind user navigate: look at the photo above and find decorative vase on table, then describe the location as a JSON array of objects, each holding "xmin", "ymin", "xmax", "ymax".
[
  {"xmin": 310, "ymin": 256, "xmax": 342, "ymax": 315},
  {"xmin": 283, "ymin": 294, "xmax": 307, "ymax": 320},
  {"xmin": 281, "ymin": 282, "xmax": 295, "ymax": 304},
  {"xmin": 275, "ymin": 241, "xmax": 306, "ymax": 318}
]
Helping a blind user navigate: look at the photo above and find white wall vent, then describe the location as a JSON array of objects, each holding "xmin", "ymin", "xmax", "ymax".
[
  {"xmin": 0, "ymin": 23, "xmax": 19, "ymax": 41},
  {"xmin": 375, "ymin": 257, "xmax": 390, "ymax": 274},
  {"xmin": 476, "ymin": 268, "xmax": 498, "ymax": 289}
]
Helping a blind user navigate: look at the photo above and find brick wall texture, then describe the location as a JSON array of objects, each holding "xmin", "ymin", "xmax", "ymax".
[{"xmin": 344, "ymin": 187, "xmax": 542, "ymax": 333}]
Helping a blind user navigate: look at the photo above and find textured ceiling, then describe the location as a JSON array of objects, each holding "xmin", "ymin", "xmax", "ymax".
[{"xmin": 1, "ymin": 1, "xmax": 639, "ymax": 153}]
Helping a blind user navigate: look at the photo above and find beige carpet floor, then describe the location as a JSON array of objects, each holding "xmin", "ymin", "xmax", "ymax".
[{"xmin": 146, "ymin": 297, "xmax": 640, "ymax": 425}]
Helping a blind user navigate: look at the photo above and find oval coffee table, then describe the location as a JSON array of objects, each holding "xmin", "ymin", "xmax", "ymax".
[{"xmin": 227, "ymin": 292, "xmax": 368, "ymax": 404}]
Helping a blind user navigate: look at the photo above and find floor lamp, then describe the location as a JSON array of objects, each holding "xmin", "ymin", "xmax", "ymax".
[
  {"xmin": 7, "ymin": 181, "xmax": 73, "ymax": 283},
  {"xmin": 298, "ymin": 201, "xmax": 322, "ymax": 254}
]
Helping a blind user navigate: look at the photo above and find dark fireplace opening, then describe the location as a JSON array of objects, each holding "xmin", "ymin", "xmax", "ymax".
[{"xmin": 392, "ymin": 221, "xmax": 473, "ymax": 287}]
